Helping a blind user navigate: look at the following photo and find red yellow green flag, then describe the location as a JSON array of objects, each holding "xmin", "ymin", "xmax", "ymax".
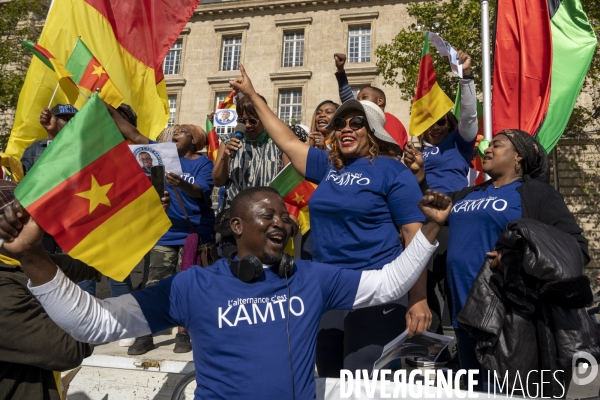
[
  {"xmin": 206, "ymin": 90, "xmax": 237, "ymax": 162},
  {"xmin": 66, "ymin": 38, "xmax": 124, "ymax": 108},
  {"xmin": 409, "ymin": 32, "xmax": 454, "ymax": 137},
  {"xmin": 14, "ymin": 94, "xmax": 171, "ymax": 281},
  {"xmin": 20, "ymin": 41, "xmax": 79, "ymax": 104},
  {"xmin": 7, "ymin": 0, "xmax": 201, "ymax": 158},
  {"xmin": 270, "ymin": 164, "xmax": 316, "ymax": 235}
]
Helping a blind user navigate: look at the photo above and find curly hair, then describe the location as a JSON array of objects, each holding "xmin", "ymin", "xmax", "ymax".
[{"xmin": 328, "ymin": 127, "xmax": 399, "ymax": 170}]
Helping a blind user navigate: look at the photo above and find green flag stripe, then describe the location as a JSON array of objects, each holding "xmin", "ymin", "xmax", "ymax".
[
  {"xmin": 21, "ymin": 41, "xmax": 55, "ymax": 71},
  {"xmin": 15, "ymin": 94, "xmax": 124, "ymax": 207},
  {"xmin": 270, "ymin": 164, "xmax": 304, "ymax": 196},
  {"xmin": 66, "ymin": 38, "xmax": 94, "ymax": 84},
  {"xmin": 206, "ymin": 117, "xmax": 214, "ymax": 132},
  {"xmin": 422, "ymin": 32, "xmax": 430, "ymax": 57},
  {"xmin": 536, "ymin": 0, "xmax": 597, "ymax": 151}
]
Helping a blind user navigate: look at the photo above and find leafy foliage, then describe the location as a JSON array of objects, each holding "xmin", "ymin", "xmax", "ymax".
[{"xmin": 0, "ymin": 0, "xmax": 48, "ymax": 150}]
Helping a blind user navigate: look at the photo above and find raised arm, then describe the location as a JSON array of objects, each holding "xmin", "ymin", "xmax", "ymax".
[
  {"xmin": 0, "ymin": 202, "xmax": 152, "ymax": 344},
  {"xmin": 334, "ymin": 53, "xmax": 354, "ymax": 103},
  {"xmin": 105, "ymin": 103, "xmax": 149, "ymax": 144},
  {"xmin": 456, "ymin": 51, "xmax": 478, "ymax": 142},
  {"xmin": 229, "ymin": 63, "xmax": 309, "ymax": 177}
]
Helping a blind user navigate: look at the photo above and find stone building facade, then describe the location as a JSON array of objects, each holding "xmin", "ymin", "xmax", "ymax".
[{"xmin": 165, "ymin": 0, "xmax": 415, "ymax": 130}]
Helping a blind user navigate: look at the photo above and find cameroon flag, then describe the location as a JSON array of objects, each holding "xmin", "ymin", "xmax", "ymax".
[
  {"xmin": 7, "ymin": 0, "xmax": 201, "ymax": 158},
  {"xmin": 20, "ymin": 41, "xmax": 79, "ymax": 104},
  {"xmin": 66, "ymin": 38, "xmax": 124, "ymax": 108},
  {"xmin": 270, "ymin": 164, "xmax": 316, "ymax": 235},
  {"xmin": 15, "ymin": 94, "xmax": 171, "ymax": 281},
  {"xmin": 409, "ymin": 32, "xmax": 454, "ymax": 137}
]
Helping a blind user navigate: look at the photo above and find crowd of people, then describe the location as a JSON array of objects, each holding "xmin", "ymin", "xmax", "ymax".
[{"xmin": 0, "ymin": 49, "xmax": 596, "ymax": 400}]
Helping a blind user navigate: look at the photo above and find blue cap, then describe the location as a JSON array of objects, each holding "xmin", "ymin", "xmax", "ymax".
[{"xmin": 50, "ymin": 104, "xmax": 78, "ymax": 117}]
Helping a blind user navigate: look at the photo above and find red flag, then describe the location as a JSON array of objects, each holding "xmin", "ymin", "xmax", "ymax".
[{"xmin": 492, "ymin": 0, "xmax": 552, "ymax": 136}]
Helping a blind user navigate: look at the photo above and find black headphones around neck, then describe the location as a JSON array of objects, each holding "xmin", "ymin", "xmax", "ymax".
[{"xmin": 229, "ymin": 253, "xmax": 295, "ymax": 283}]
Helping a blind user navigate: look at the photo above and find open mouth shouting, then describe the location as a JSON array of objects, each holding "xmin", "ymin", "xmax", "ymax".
[
  {"xmin": 266, "ymin": 229, "xmax": 286, "ymax": 248},
  {"xmin": 340, "ymin": 134, "xmax": 357, "ymax": 148}
]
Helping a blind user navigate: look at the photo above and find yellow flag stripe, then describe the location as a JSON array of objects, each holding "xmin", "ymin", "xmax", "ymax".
[
  {"xmin": 7, "ymin": 0, "xmax": 168, "ymax": 157},
  {"xmin": 68, "ymin": 188, "xmax": 171, "ymax": 281},
  {"xmin": 409, "ymin": 82, "xmax": 454, "ymax": 137}
]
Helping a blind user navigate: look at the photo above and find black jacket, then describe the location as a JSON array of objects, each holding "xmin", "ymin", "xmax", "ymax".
[
  {"xmin": 0, "ymin": 254, "xmax": 97, "ymax": 400},
  {"xmin": 456, "ymin": 219, "xmax": 599, "ymax": 398}
]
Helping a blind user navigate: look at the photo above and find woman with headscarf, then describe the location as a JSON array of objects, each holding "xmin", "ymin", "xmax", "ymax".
[
  {"xmin": 230, "ymin": 64, "xmax": 430, "ymax": 375},
  {"xmin": 417, "ymin": 129, "xmax": 589, "ymax": 389},
  {"xmin": 106, "ymin": 109, "xmax": 216, "ymax": 355}
]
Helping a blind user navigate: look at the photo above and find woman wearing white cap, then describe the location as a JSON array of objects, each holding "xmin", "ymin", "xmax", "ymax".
[{"xmin": 230, "ymin": 64, "xmax": 430, "ymax": 375}]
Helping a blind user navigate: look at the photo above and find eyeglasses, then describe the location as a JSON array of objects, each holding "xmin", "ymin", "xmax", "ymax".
[
  {"xmin": 332, "ymin": 116, "xmax": 367, "ymax": 131},
  {"xmin": 237, "ymin": 117, "xmax": 259, "ymax": 126},
  {"xmin": 57, "ymin": 115, "xmax": 72, "ymax": 122},
  {"xmin": 435, "ymin": 117, "xmax": 447, "ymax": 126}
]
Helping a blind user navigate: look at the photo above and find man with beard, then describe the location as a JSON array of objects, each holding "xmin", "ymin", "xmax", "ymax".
[{"xmin": 0, "ymin": 186, "xmax": 451, "ymax": 400}]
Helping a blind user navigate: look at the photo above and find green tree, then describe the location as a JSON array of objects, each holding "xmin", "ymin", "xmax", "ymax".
[
  {"xmin": 375, "ymin": 0, "xmax": 492, "ymax": 102},
  {"xmin": 0, "ymin": 0, "xmax": 48, "ymax": 151}
]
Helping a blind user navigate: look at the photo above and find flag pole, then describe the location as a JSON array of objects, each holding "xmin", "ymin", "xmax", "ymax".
[
  {"xmin": 47, "ymin": 82, "xmax": 60, "ymax": 108},
  {"xmin": 480, "ymin": 0, "xmax": 493, "ymax": 142}
]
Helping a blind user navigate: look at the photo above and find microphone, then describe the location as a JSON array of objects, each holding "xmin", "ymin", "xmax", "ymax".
[{"xmin": 231, "ymin": 123, "xmax": 246, "ymax": 156}]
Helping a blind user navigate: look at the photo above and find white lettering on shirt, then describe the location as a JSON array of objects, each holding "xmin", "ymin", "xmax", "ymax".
[
  {"xmin": 181, "ymin": 172, "xmax": 195, "ymax": 184},
  {"xmin": 422, "ymin": 147, "xmax": 440, "ymax": 160},
  {"xmin": 218, "ymin": 295, "xmax": 305, "ymax": 328},
  {"xmin": 326, "ymin": 170, "xmax": 370, "ymax": 186},
  {"xmin": 452, "ymin": 196, "xmax": 510, "ymax": 214}
]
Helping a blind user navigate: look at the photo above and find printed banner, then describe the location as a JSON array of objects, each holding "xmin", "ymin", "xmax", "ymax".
[{"xmin": 129, "ymin": 143, "xmax": 182, "ymax": 177}]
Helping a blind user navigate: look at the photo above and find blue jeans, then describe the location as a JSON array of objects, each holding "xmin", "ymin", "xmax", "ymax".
[{"xmin": 78, "ymin": 275, "xmax": 133, "ymax": 297}]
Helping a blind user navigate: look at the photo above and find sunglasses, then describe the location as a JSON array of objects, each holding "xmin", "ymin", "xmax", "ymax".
[
  {"xmin": 57, "ymin": 115, "xmax": 73, "ymax": 122},
  {"xmin": 435, "ymin": 117, "xmax": 447, "ymax": 126},
  {"xmin": 237, "ymin": 117, "xmax": 259, "ymax": 126},
  {"xmin": 332, "ymin": 116, "xmax": 367, "ymax": 131}
]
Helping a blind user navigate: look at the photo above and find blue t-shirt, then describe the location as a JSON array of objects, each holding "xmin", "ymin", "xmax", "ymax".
[
  {"xmin": 422, "ymin": 130, "xmax": 476, "ymax": 194},
  {"xmin": 446, "ymin": 180, "xmax": 523, "ymax": 327},
  {"xmin": 158, "ymin": 155, "xmax": 216, "ymax": 245},
  {"xmin": 305, "ymin": 147, "xmax": 424, "ymax": 271},
  {"xmin": 131, "ymin": 258, "xmax": 362, "ymax": 400}
]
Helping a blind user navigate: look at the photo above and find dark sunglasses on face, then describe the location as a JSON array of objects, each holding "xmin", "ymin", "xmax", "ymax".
[
  {"xmin": 57, "ymin": 115, "xmax": 72, "ymax": 122},
  {"xmin": 333, "ymin": 116, "xmax": 367, "ymax": 131},
  {"xmin": 237, "ymin": 117, "xmax": 259, "ymax": 126},
  {"xmin": 435, "ymin": 117, "xmax": 447, "ymax": 126}
]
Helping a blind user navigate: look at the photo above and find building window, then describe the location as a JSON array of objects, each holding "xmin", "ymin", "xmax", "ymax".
[
  {"xmin": 282, "ymin": 31, "xmax": 304, "ymax": 67},
  {"xmin": 278, "ymin": 90, "xmax": 302, "ymax": 125},
  {"xmin": 168, "ymin": 95, "xmax": 177, "ymax": 126},
  {"xmin": 163, "ymin": 41, "xmax": 182, "ymax": 75},
  {"xmin": 214, "ymin": 93, "xmax": 235, "ymax": 136},
  {"xmin": 221, "ymin": 36, "xmax": 242, "ymax": 71},
  {"xmin": 348, "ymin": 26, "xmax": 371, "ymax": 63}
]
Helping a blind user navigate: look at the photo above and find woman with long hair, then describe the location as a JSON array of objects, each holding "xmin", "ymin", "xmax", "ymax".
[
  {"xmin": 307, "ymin": 100, "xmax": 339, "ymax": 150},
  {"xmin": 230, "ymin": 63, "xmax": 430, "ymax": 375}
]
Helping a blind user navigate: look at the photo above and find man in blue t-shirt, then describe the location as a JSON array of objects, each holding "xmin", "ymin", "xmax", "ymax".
[{"xmin": 0, "ymin": 187, "xmax": 451, "ymax": 400}]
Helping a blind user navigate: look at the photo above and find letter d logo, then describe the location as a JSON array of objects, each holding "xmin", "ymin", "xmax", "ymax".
[{"xmin": 572, "ymin": 351, "xmax": 598, "ymax": 386}]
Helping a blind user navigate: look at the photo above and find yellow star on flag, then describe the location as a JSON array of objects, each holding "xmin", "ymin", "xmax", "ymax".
[
  {"xmin": 91, "ymin": 64, "xmax": 105, "ymax": 77},
  {"xmin": 292, "ymin": 192, "xmax": 305, "ymax": 205},
  {"xmin": 76, "ymin": 175, "xmax": 113, "ymax": 214}
]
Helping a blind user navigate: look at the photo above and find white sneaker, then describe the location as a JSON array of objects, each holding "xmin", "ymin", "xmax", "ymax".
[{"xmin": 119, "ymin": 338, "xmax": 136, "ymax": 347}]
